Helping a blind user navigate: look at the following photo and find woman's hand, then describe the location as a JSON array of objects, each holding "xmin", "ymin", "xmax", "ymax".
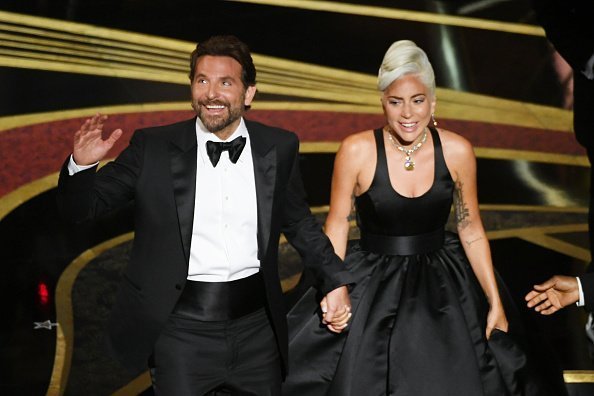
[
  {"xmin": 320, "ymin": 294, "xmax": 352, "ymax": 333},
  {"xmin": 486, "ymin": 301, "xmax": 508, "ymax": 339}
]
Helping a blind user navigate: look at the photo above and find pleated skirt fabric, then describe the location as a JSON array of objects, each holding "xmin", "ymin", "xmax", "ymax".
[{"xmin": 283, "ymin": 233, "xmax": 552, "ymax": 396}]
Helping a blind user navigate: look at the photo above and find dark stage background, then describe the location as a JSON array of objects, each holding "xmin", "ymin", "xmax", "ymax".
[{"xmin": 1, "ymin": 1, "xmax": 593, "ymax": 394}]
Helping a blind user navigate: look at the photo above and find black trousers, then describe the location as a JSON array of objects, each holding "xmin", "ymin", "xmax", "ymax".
[{"xmin": 149, "ymin": 308, "xmax": 281, "ymax": 396}]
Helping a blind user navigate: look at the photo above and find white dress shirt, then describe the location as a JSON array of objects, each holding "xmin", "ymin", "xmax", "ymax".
[
  {"xmin": 582, "ymin": 52, "xmax": 594, "ymax": 80},
  {"xmin": 577, "ymin": 277, "xmax": 585, "ymax": 306},
  {"xmin": 67, "ymin": 157, "xmax": 97, "ymax": 175},
  {"xmin": 189, "ymin": 117, "xmax": 260, "ymax": 282}
]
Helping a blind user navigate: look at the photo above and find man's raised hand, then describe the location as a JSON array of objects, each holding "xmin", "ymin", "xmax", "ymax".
[{"xmin": 73, "ymin": 114, "xmax": 123, "ymax": 165}]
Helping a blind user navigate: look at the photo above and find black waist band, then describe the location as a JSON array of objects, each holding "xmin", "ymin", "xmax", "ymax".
[
  {"xmin": 173, "ymin": 272, "xmax": 266, "ymax": 321},
  {"xmin": 360, "ymin": 228, "xmax": 445, "ymax": 256}
]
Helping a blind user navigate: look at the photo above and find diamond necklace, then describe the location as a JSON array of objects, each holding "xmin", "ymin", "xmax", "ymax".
[{"xmin": 384, "ymin": 126, "xmax": 428, "ymax": 171}]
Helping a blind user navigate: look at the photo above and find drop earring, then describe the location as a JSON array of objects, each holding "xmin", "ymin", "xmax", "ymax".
[{"xmin": 431, "ymin": 113, "xmax": 437, "ymax": 127}]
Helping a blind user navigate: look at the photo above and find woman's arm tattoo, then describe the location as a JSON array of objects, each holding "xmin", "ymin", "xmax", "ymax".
[
  {"xmin": 465, "ymin": 236, "xmax": 483, "ymax": 246},
  {"xmin": 347, "ymin": 195, "xmax": 355, "ymax": 221},
  {"xmin": 454, "ymin": 179, "xmax": 471, "ymax": 229}
]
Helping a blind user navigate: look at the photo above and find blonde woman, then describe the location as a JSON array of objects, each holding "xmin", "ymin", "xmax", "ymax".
[{"xmin": 283, "ymin": 40, "xmax": 559, "ymax": 396}]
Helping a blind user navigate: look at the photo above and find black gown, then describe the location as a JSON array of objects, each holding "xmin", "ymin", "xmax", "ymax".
[{"xmin": 283, "ymin": 127, "xmax": 558, "ymax": 396}]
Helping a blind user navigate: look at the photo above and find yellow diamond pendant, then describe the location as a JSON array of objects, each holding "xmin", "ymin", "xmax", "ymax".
[{"xmin": 404, "ymin": 156, "xmax": 415, "ymax": 171}]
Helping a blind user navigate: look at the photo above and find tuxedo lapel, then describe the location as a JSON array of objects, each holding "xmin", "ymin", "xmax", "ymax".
[
  {"xmin": 169, "ymin": 119, "xmax": 198, "ymax": 264},
  {"xmin": 248, "ymin": 123, "xmax": 277, "ymax": 260}
]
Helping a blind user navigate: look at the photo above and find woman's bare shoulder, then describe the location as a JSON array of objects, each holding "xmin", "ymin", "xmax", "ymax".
[
  {"xmin": 341, "ymin": 129, "xmax": 376, "ymax": 151},
  {"xmin": 437, "ymin": 128, "xmax": 474, "ymax": 158}
]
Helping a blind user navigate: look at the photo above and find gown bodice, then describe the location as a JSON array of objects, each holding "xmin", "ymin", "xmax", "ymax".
[{"xmin": 355, "ymin": 127, "xmax": 454, "ymax": 237}]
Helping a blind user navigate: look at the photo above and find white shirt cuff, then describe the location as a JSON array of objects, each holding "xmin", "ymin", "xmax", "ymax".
[
  {"xmin": 581, "ymin": 52, "xmax": 594, "ymax": 80},
  {"xmin": 577, "ymin": 276, "xmax": 585, "ymax": 306},
  {"xmin": 67, "ymin": 155, "xmax": 98, "ymax": 176}
]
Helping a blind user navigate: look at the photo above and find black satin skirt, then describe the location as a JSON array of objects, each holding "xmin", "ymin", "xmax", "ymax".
[{"xmin": 283, "ymin": 232, "xmax": 559, "ymax": 396}]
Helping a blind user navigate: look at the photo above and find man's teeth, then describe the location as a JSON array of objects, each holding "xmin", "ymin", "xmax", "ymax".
[{"xmin": 206, "ymin": 105, "xmax": 225, "ymax": 109}]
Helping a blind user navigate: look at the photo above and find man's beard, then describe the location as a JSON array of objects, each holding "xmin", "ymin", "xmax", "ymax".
[{"xmin": 193, "ymin": 99, "xmax": 244, "ymax": 133}]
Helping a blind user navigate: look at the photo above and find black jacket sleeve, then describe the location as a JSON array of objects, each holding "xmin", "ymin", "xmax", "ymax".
[{"xmin": 280, "ymin": 134, "xmax": 354, "ymax": 295}]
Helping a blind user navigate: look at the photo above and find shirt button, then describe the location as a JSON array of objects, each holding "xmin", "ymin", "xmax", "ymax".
[
  {"xmin": 225, "ymin": 196, "xmax": 229, "ymax": 200},
  {"xmin": 175, "ymin": 284, "xmax": 182, "ymax": 290}
]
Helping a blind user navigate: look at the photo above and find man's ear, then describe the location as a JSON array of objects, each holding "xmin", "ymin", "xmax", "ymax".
[{"xmin": 244, "ymin": 85, "xmax": 257, "ymax": 107}]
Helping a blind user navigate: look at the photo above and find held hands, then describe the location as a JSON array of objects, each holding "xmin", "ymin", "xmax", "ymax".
[
  {"xmin": 73, "ymin": 114, "xmax": 123, "ymax": 165},
  {"xmin": 525, "ymin": 275, "xmax": 579, "ymax": 315},
  {"xmin": 486, "ymin": 301, "xmax": 508, "ymax": 339},
  {"xmin": 320, "ymin": 285, "xmax": 352, "ymax": 333}
]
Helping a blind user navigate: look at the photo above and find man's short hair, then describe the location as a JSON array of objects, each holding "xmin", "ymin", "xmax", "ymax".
[{"xmin": 189, "ymin": 35, "xmax": 257, "ymax": 88}]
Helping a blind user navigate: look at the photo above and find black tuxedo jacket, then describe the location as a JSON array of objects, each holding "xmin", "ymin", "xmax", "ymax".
[
  {"xmin": 581, "ymin": 273, "xmax": 594, "ymax": 311},
  {"xmin": 57, "ymin": 118, "xmax": 353, "ymax": 374}
]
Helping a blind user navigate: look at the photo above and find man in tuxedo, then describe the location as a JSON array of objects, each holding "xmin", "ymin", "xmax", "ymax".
[
  {"xmin": 526, "ymin": 1, "xmax": 594, "ymax": 318},
  {"xmin": 57, "ymin": 35, "xmax": 353, "ymax": 395},
  {"xmin": 532, "ymin": 0, "xmax": 594, "ymax": 247}
]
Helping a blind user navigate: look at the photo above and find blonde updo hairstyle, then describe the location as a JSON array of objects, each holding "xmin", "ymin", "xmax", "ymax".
[{"xmin": 377, "ymin": 40, "xmax": 435, "ymax": 98}]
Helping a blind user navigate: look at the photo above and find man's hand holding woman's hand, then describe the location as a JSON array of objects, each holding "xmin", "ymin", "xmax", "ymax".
[{"xmin": 320, "ymin": 285, "xmax": 352, "ymax": 333}]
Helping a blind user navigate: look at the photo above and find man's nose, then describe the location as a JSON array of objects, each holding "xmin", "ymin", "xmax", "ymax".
[{"xmin": 206, "ymin": 84, "xmax": 219, "ymax": 99}]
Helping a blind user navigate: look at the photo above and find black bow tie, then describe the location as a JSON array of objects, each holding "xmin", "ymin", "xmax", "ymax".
[{"xmin": 206, "ymin": 136, "xmax": 247, "ymax": 167}]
